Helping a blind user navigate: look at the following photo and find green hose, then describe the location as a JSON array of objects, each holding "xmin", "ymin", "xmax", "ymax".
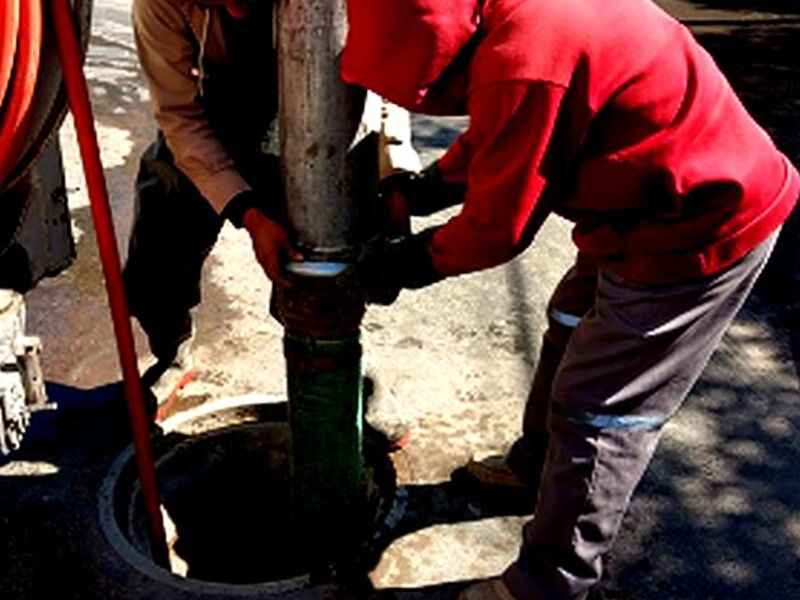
[{"xmin": 284, "ymin": 333, "xmax": 364, "ymax": 565}]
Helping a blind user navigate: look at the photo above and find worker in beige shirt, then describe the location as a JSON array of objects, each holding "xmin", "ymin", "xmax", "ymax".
[
  {"xmin": 127, "ymin": 0, "xmax": 409, "ymax": 449},
  {"xmin": 125, "ymin": 0, "xmax": 298, "ymax": 385}
]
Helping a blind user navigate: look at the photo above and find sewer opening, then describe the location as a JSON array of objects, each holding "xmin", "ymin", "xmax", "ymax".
[{"xmin": 111, "ymin": 401, "xmax": 396, "ymax": 586}]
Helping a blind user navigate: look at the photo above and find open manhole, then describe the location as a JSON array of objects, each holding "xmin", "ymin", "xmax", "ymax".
[{"xmin": 99, "ymin": 395, "xmax": 401, "ymax": 597}]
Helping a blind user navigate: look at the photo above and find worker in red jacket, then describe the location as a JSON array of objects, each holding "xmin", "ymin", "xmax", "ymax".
[{"xmin": 343, "ymin": 0, "xmax": 799, "ymax": 598}]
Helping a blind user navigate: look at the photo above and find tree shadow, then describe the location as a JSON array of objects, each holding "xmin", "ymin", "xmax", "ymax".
[{"xmin": 689, "ymin": 20, "xmax": 799, "ymax": 372}]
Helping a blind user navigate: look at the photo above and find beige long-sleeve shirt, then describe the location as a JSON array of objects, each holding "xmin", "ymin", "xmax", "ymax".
[{"xmin": 132, "ymin": 0, "xmax": 261, "ymax": 212}]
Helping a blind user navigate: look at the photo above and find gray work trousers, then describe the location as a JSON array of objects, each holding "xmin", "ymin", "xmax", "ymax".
[{"xmin": 504, "ymin": 231, "xmax": 778, "ymax": 600}]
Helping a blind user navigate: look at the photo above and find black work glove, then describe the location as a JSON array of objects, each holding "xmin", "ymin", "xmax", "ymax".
[
  {"xmin": 358, "ymin": 227, "xmax": 444, "ymax": 305},
  {"xmin": 377, "ymin": 163, "xmax": 467, "ymax": 217}
]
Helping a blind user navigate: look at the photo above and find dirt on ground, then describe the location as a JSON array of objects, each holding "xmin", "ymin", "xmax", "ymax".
[{"xmin": 1, "ymin": 1, "xmax": 798, "ymax": 599}]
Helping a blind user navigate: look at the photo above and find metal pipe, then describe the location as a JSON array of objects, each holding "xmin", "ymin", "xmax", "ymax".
[
  {"xmin": 50, "ymin": 0, "xmax": 169, "ymax": 567},
  {"xmin": 278, "ymin": 0, "xmax": 366, "ymax": 261},
  {"xmin": 277, "ymin": 0, "xmax": 369, "ymax": 568}
]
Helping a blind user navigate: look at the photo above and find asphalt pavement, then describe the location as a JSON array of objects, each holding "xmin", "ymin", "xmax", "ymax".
[{"xmin": 1, "ymin": 1, "xmax": 798, "ymax": 598}]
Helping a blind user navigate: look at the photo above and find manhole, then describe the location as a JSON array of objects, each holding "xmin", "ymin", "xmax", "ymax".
[{"xmin": 99, "ymin": 394, "xmax": 402, "ymax": 598}]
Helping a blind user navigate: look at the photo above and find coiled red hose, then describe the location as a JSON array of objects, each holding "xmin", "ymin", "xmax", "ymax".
[
  {"xmin": 0, "ymin": 0, "xmax": 20, "ymax": 113},
  {"xmin": 0, "ymin": 0, "xmax": 41, "ymax": 187}
]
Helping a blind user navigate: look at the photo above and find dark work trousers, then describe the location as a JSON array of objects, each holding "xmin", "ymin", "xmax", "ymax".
[
  {"xmin": 122, "ymin": 134, "xmax": 281, "ymax": 359},
  {"xmin": 123, "ymin": 135, "xmax": 221, "ymax": 359},
  {"xmin": 503, "ymin": 231, "xmax": 778, "ymax": 600}
]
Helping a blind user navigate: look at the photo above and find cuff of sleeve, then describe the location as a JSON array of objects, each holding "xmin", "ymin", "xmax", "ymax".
[
  {"xmin": 221, "ymin": 189, "xmax": 282, "ymax": 228},
  {"xmin": 377, "ymin": 167, "xmax": 465, "ymax": 218},
  {"xmin": 221, "ymin": 190, "xmax": 260, "ymax": 228}
]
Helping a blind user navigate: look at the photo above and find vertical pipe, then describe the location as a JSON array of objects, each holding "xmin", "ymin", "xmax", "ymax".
[
  {"xmin": 50, "ymin": 0, "xmax": 169, "ymax": 567},
  {"xmin": 277, "ymin": 0, "xmax": 368, "ymax": 567},
  {"xmin": 279, "ymin": 0, "xmax": 365, "ymax": 260}
]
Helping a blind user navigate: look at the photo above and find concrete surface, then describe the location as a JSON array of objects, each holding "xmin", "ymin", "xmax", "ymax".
[{"xmin": 1, "ymin": 1, "xmax": 799, "ymax": 599}]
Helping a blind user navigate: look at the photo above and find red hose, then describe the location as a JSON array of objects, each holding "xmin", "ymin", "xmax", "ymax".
[
  {"xmin": 0, "ymin": 0, "xmax": 19, "ymax": 107},
  {"xmin": 0, "ymin": 0, "xmax": 20, "ymax": 140},
  {"xmin": 49, "ymin": 0, "xmax": 169, "ymax": 566},
  {"xmin": 0, "ymin": 0, "xmax": 42, "ymax": 186}
]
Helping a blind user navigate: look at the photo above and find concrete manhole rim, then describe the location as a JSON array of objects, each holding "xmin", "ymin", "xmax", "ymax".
[{"xmin": 98, "ymin": 393, "xmax": 327, "ymax": 598}]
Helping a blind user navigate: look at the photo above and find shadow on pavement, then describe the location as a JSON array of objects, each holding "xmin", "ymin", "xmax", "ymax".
[{"xmin": 0, "ymin": 382, "xmax": 138, "ymax": 600}]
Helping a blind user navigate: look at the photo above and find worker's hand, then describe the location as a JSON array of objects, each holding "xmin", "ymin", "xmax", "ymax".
[
  {"xmin": 242, "ymin": 208, "xmax": 303, "ymax": 286},
  {"xmin": 357, "ymin": 227, "xmax": 444, "ymax": 305},
  {"xmin": 377, "ymin": 165, "xmax": 466, "ymax": 221},
  {"xmin": 358, "ymin": 237, "xmax": 403, "ymax": 305}
]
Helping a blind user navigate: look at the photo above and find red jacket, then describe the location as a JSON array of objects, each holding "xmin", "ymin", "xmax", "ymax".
[{"xmin": 342, "ymin": 0, "xmax": 798, "ymax": 284}]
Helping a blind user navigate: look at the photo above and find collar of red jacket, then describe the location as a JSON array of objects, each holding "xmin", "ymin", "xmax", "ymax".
[{"xmin": 341, "ymin": 0, "xmax": 482, "ymax": 112}]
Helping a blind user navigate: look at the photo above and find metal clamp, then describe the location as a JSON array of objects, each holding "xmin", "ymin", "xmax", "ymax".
[{"xmin": 286, "ymin": 261, "xmax": 349, "ymax": 278}]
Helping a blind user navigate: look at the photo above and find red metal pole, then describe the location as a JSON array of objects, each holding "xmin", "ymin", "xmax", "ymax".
[{"xmin": 49, "ymin": 0, "xmax": 169, "ymax": 567}]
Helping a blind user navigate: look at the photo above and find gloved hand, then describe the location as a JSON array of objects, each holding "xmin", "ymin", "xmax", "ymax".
[
  {"xmin": 358, "ymin": 227, "xmax": 444, "ymax": 305},
  {"xmin": 377, "ymin": 163, "xmax": 467, "ymax": 218},
  {"xmin": 376, "ymin": 184, "xmax": 411, "ymax": 238}
]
